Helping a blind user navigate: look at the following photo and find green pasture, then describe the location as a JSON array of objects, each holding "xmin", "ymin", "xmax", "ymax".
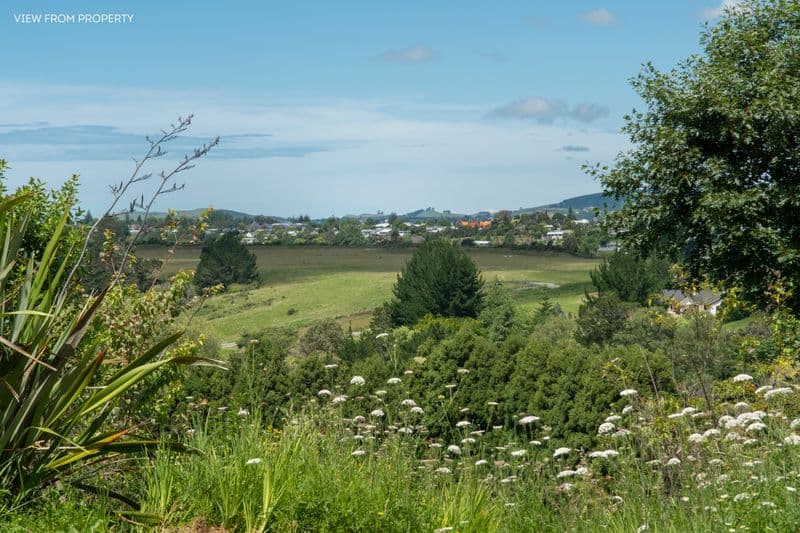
[{"xmin": 137, "ymin": 245, "xmax": 598, "ymax": 341}]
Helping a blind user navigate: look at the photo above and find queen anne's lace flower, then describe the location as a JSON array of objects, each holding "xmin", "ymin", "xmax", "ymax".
[
  {"xmin": 598, "ymin": 422, "xmax": 615, "ymax": 435},
  {"xmin": 553, "ymin": 447, "xmax": 571, "ymax": 458}
]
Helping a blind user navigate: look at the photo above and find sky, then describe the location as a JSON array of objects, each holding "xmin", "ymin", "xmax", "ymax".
[{"xmin": 0, "ymin": 1, "xmax": 739, "ymax": 218}]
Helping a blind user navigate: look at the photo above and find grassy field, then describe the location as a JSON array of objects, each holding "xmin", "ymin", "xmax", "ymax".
[{"xmin": 138, "ymin": 245, "xmax": 599, "ymax": 341}]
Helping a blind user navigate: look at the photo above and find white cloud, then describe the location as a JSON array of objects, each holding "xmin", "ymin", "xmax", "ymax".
[
  {"xmin": 0, "ymin": 82, "xmax": 625, "ymax": 217},
  {"xmin": 381, "ymin": 45, "xmax": 437, "ymax": 64},
  {"xmin": 700, "ymin": 0, "xmax": 745, "ymax": 21},
  {"xmin": 580, "ymin": 8, "xmax": 616, "ymax": 26},
  {"xmin": 489, "ymin": 97, "xmax": 608, "ymax": 123}
]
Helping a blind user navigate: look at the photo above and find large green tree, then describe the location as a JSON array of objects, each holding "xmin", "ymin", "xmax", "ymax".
[
  {"xmin": 387, "ymin": 239, "xmax": 484, "ymax": 326},
  {"xmin": 591, "ymin": 251, "xmax": 672, "ymax": 305},
  {"xmin": 591, "ymin": 0, "xmax": 800, "ymax": 313},
  {"xmin": 194, "ymin": 232, "xmax": 258, "ymax": 288}
]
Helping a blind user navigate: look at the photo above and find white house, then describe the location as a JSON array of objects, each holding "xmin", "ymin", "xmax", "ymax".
[{"xmin": 660, "ymin": 290, "xmax": 724, "ymax": 316}]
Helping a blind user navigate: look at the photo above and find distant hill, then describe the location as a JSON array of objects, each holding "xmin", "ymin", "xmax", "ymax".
[
  {"xmin": 539, "ymin": 192, "xmax": 620, "ymax": 210},
  {"xmin": 109, "ymin": 191, "xmax": 619, "ymax": 224},
  {"xmin": 114, "ymin": 208, "xmax": 260, "ymax": 221}
]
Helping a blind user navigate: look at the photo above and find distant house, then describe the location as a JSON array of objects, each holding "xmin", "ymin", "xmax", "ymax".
[
  {"xmin": 660, "ymin": 289, "xmax": 724, "ymax": 316},
  {"xmin": 473, "ymin": 240, "xmax": 491, "ymax": 247},
  {"xmin": 545, "ymin": 229, "xmax": 573, "ymax": 242},
  {"xmin": 426, "ymin": 226, "xmax": 447, "ymax": 233},
  {"xmin": 598, "ymin": 242, "xmax": 620, "ymax": 252},
  {"xmin": 457, "ymin": 220, "xmax": 492, "ymax": 229}
]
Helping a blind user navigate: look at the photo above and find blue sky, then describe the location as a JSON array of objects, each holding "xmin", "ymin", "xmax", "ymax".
[{"xmin": 1, "ymin": 1, "xmax": 737, "ymax": 217}]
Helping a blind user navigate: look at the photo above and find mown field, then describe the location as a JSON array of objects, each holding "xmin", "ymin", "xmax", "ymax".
[{"xmin": 137, "ymin": 245, "xmax": 599, "ymax": 341}]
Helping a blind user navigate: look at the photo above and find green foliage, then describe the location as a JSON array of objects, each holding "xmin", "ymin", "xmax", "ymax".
[
  {"xmin": 590, "ymin": 251, "xmax": 671, "ymax": 305},
  {"xmin": 195, "ymin": 232, "xmax": 258, "ymax": 288},
  {"xmin": 576, "ymin": 292, "xmax": 632, "ymax": 346},
  {"xmin": 297, "ymin": 319, "xmax": 345, "ymax": 357},
  {"xmin": 0, "ymin": 180, "xmax": 223, "ymax": 509},
  {"xmin": 591, "ymin": 0, "xmax": 800, "ymax": 313},
  {"xmin": 387, "ymin": 239, "xmax": 484, "ymax": 326}
]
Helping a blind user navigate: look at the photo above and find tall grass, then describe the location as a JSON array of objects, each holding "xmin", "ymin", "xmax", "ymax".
[{"xmin": 133, "ymin": 379, "xmax": 800, "ymax": 532}]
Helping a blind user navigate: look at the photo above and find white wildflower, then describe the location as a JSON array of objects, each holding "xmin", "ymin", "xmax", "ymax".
[
  {"xmin": 666, "ymin": 457, "xmax": 682, "ymax": 466},
  {"xmin": 791, "ymin": 418, "xmax": 800, "ymax": 430},
  {"xmin": 456, "ymin": 420, "xmax": 471, "ymax": 428},
  {"xmin": 486, "ymin": 401, "xmax": 499, "ymax": 406},
  {"xmin": 620, "ymin": 389, "xmax": 638, "ymax": 397},
  {"xmin": 400, "ymin": 399, "xmax": 417, "ymax": 407},
  {"xmin": 785, "ymin": 434, "xmax": 800, "ymax": 445},
  {"xmin": 387, "ymin": 377, "xmax": 402, "ymax": 385},
  {"xmin": 245, "ymin": 458, "xmax": 262, "ymax": 465},
  {"xmin": 237, "ymin": 408, "xmax": 250, "ymax": 417},
  {"xmin": 575, "ymin": 467, "xmax": 589, "ymax": 476},
  {"xmin": 435, "ymin": 467, "xmax": 452, "ymax": 474},
  {"xmin": 765, "ymin": 387, "xmax": 793, "ymax": 400},
  {"xmin": 755, "ymin": 385, "xmax": 774, "ymax": 395},
  {"xmin": 746, "ymin": 421, "xmax": 767, "ymax": 432},
  {"xmin": 604, "ymin": 415, "xmax": 622, "ymax": 423},
  {"xmin": 598, "ymin": 422, "xmax": 616, "ymax": 435},
  {"xmin": 732, "ymin": 374, "xmax": 753, "ymax": 383},
  {"xmin": 519, "ymin": 415, "xmax": 540, "ymax": 425},
  {"xmin": 461, "ymin": 437, "xmax": 476, "ymax": 444},
  {"xmin": 553, "ymin": 447, "xmax": 571, "ymax": 458},
  {"xmin": 622, "ymin": 405, "xmax": 634, "ymax": 415},
  {"xmin": 370, "ymin": 409, "xmax": 385, "ymax": 418},
  {"xmin": 733, "ymin": 492, "xmax": 750, "ymax": 503},
  {"xmin": 733, "ymin": 401, "xmax": 750, "ymax": 412},
  {"xmin": 332, "ymin": 395, "xmax": 347, "ymax": 405},
  {"xmin": 475, "ymin": 459, "xmax": 489, "ymax": 466},
  {"xmin": 703, "ymin": 428, "xmax": 721, "ymax": 439},
  {"xmin": 557, "ymin": 469, "xmax": 577, "ymax": 479},
  {"xmin": 350, "ymin": 376, "xmax": 365, "ymax": 386},
  {"xmin": 688, "ymin": 433, "xmax": 705, "ymax": 444},
  {"xmin": 351, "ymin": 449, "xmax": 366, "ymax": 457},
  {"xmin": 403, "ymin": 370, "xmax": 414, "ymax": 375},
  {"xmin": 447, "ymin": 445, "xmax": 461, "ymax": 455},
  {"xmin": 410, "ymin": 406, "xmax": 424, "ymax": 415},
  {"xmin": 324, "ymin": 363, "xmax": 339, "ymax": 369},
  {"xmin": 317, "ymin": 389, "xmax": 332, "ymax": 397},
  {"xmin": 457, "ymin": 368, "xmax": 470, "ymax": 374},
  {"xmin": 511, "ymin": 449, "xmax": 527, "ymax": 457}
]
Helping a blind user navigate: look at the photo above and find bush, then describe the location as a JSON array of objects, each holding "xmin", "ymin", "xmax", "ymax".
[
  {"xmin": 386, "ymin": 239, "xmax": 484, "ymax": 326},
  {"xmin": 194, "ymin": 232, "xmax": 258, "ymax": 288}
]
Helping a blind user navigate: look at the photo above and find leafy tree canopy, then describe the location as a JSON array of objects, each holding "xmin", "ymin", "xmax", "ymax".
[
  {"xmin": 590, "ymin": 0, "xmax": 800, "ymax": 313},
  {"xmin": 387, "ymin": 239, "xmax": 484, "ymax": 326},
  {"xmin": 195, "ymin": 232, "xmax": 258, "ymax": 288},
  {"xmin": 591, "ymin": 251, "xmax": 672, "ymax": 305}
]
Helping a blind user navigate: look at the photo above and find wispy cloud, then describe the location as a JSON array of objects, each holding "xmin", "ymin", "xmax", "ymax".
[
  {"xmin": 580, "ymin": 8, "xmax": 616, "ymax": 26},
  {"xmin": 699, "ymin": 0, "xmax": 744, "ymax": 21},
  {"xmin": 561, "ymin": 145, "xmax": 590, "ymax": 152},
  {"xmin": 381, "ymin": 44, "xmax": 438, "ymax": 64},
  {"xmin": 0, "ymin": 124, "xmax": 327, "ymax": 161},
  {"xmin": 488, "ymin": 97, "xmax": 609, "ymax": 123},
  {"xmin": 0, "ymin": 81, "xmax": 625, "ymax": 216}
]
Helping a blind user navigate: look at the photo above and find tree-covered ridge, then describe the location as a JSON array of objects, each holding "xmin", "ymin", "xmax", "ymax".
[{"xmin": 593, "ymin": 0, "xmax": 800, "ymax": 313}]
